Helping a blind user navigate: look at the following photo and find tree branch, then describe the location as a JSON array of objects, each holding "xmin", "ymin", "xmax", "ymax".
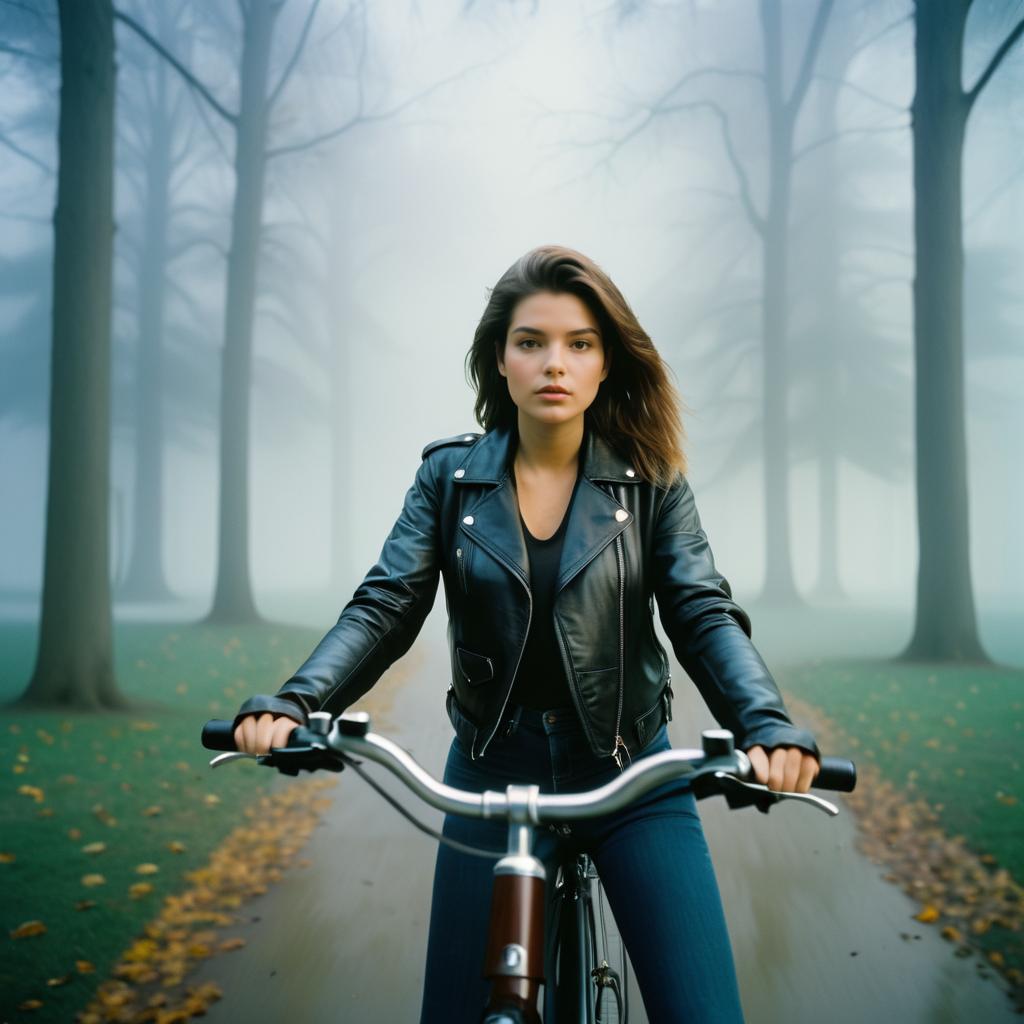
[
  {"xmin": 0, "ymin": 129, "xmax": 51, "ymax": 174},
  {"xmin": 267, "ymin": 0, "xmax": 321, "ymax": 109},
  {"xmin": 113, "ymin": 9, "xmax": 238, "ymax": 125},
  {"xmin": 964, "ymin": 15, "xmax": 1024, "ymax": 114},
  {"xmin": 791, "ymin": 120, "xmax": 909, "ymax": 163},
  {"xmin": 266, "ymin": 55, "xmax": 495, "ymax": 159},
  {"xmin": 786, "ymin": 0, "xmax": 835, "ymax": 117}
]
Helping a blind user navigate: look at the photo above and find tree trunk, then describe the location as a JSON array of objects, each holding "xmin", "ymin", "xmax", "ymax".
[
  {"xmin": 758, "ymin": 2, "xmax": 800, "ymax": 604},
  {"xmin": 901, "ymin": 0, "xmax": 986, "ymax": 660},
  {"xmin": 20, "ymin": 0, "xmax": 127, "ymax": 709},
  {"xmin": 119, "ymin": 57, "xmax": 174, "ymax": 602},
  {"xmin": 810, "ymin": 67, "xmax": 846, "ymax": 601},
  {"xmin": 206, "ymin": 0, "xmax": 278, "ymax": 623}
]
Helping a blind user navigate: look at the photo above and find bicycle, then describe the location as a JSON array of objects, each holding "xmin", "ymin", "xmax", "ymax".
[{"xmin": 202, "ymin": 712, "xmax": 856, "ymax": 1023}]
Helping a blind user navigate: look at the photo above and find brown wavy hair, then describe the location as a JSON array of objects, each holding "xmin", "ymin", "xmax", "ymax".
[{"xmin": 465, "ymin": 244, "xmax": 687, "ymax": 486}]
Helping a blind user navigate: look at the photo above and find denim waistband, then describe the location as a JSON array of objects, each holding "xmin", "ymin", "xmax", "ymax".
[{"xmin": 504, "ymin": 704, "xmax": 582, "ymax": 737}]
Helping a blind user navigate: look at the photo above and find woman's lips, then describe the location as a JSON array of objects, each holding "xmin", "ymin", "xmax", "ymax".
[{"xmin": 538, "ymin": 391, "xmax": 570, "ymax": 399}]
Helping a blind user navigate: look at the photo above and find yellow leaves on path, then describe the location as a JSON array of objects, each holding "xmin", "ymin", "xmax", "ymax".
[
  {"xmin": 81, "ymin": 874, "xmax": 106, "ymax": 887},
  {"xmin": 75, "ymin": 899, "xmax": 96, "ymax": 911},
  {"xmin": 142, "ymin": 805, "xmax": 163, "ymax": 817},
  {"xmin": 82, "ymin": 842, "xmax": 107, "ymax": 855},
  {"xmin": 130, "ymin": 883, "xmax": 154, "ymax": 900},
  {"xmin": 787, "ymin": 694, "xmax": 1024, "ymax": 997},
  {"xmin": 136, "ymin": 863, "xmax": 160, "ymax": 875},
  {"xmin": 18, "ymin": 784, "xmax": 45, "ymax": 802},
  {"xmin": 11, "ymin": 920, "xmax": 47, "ymax": 939},
  {"xmin": 167, "ymin": 840, "xmax": 187, "ymax": 854},
  {"xmin": 79, "ymin": 776, "xmax": 336, "ymax": 1024},
  {"xmin": 0, "ymin": 851, "xmax": 15, "ymax": 863},
  {"xmin": 77, "ymin": 960, "xmax": 96, "ymax": 973}
]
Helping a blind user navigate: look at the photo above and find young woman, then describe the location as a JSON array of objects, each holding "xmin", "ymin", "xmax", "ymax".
[{"xmin": 232, "ymin": 245, "xmax": 820, "ymax": 1023}]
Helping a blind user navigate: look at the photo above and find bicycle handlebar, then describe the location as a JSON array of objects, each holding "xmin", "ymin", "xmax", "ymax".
[{"xmin": 201, "ymin": 712, "xmax": 856, "ymax": 819}]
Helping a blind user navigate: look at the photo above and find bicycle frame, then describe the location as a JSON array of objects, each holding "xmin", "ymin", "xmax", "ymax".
[{"xmin": 204, "ymin": 712, "xmax": 854, "ymax": 1024}]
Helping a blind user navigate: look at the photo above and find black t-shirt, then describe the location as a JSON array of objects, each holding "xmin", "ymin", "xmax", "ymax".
[{"xmin": 508, "ymin": 469, "xmax": 582, "ymax": 711}]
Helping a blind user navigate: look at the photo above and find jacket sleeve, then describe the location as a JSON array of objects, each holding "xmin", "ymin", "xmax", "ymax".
[
  {"xmin": 232, "ymin": 454, "xmax": 442, "ymax": 732},
  {"xmin": 651, "ymin": 473, "xmax": 819, "ymax": 759}
]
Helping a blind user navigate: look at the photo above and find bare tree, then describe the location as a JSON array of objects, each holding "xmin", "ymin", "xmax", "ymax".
[
  {"xmin": 117, "ymin": 0, "xmax": 492, "ymax": 623},
  {"xmin": 19, "ymin": 0, "xmax": 128, "ymax": 709},
  {"xmin": 902, "ymin": 0, "xmax": 1024, "ymax": 660}
]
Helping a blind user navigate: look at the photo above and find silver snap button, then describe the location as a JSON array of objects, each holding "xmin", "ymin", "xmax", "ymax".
[
  {"xmin": 626, "ymin": 468, "xmax": 636, "ymax": 478},
  {"xmin": 615, "ymin": 509, "xmax": 628, "ymax": 522},
  {"xmin": 454, "ymin": 469, "xmax": 465, "ymax": 478},
  {"xmin": 463, "ymin": 435, "xmax": 475, "ymax": 441},
  {"xmin": 463, "ymin": 515, "xmax": 474, "ymax": 525}
]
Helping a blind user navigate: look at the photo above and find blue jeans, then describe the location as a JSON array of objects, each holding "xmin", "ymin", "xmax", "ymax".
[{"xmin": 419, "ymin": 704, "xmax": 746, "ymax": 1023}]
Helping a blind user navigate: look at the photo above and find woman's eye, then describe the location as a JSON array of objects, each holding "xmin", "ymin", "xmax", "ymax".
[{"xmin": 572, "ymin": 340, "xmax": 592, "ymax": 349}]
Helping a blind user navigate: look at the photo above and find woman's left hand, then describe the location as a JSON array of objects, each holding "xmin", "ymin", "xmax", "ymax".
[{"xmin": 745, "ymin": 745, "xmax": 820, "ymax": 794}]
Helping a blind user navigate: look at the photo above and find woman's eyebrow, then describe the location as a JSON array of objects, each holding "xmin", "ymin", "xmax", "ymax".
[{"xmin": 510, "ymin": 326, "xmax": 600, "ymax": 337}]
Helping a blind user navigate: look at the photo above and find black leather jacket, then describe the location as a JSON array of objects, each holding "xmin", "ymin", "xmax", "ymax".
[{"xmin": 234, "ymin": 424, "xmax": 818, "ymax": 766}]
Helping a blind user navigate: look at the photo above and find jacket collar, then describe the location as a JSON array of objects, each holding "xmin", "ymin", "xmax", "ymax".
[
  {"xmin": 454, "ymin": 421, "xmax": 637, "ymax": 591},
  {"xmin": 454, "ymin": 421, "xmax": 640, "ymax": 486}
]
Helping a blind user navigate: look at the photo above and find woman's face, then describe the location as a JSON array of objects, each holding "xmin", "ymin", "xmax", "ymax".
[{"xmin": 497, "ymin": 290, "xmax": 609, "ymax": 428}]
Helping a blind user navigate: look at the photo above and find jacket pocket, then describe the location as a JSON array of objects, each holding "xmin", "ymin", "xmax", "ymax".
[
  {"xmin": 633, "ymin": 685, "xmax": 670, "ymax": 749},
  {"xmin": 455, "ymin": 645, "xmax": 494, "ymax": 688}
]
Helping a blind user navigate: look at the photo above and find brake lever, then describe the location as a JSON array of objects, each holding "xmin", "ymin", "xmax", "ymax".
[{"xmin": 714, "ymin": 772, "xmax": 839, "ymax": 816}]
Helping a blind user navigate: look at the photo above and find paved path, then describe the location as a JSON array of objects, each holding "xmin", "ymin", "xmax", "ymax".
[{"xmin": 194, "ymin": 605, "xmax": 1016, "ymax": 1022}]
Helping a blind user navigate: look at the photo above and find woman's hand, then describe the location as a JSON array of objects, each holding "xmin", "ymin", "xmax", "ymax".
[
  {"xmin": 745, "ymin": 745, "xmax": 819, "ymax": 794},
  {"xmin": 234, "ymin": 712, "xmax": 301, "ymax": 755}
]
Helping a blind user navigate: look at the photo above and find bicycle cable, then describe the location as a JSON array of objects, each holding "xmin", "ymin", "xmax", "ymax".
[{"xmin": 343, "ymin": 757, "xmax": 505, "ymax": 860}]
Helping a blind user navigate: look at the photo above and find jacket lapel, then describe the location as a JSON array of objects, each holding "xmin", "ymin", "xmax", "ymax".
[{"xmin": 453, "ymin": 422, "xmax": 639, "ymax": 592}]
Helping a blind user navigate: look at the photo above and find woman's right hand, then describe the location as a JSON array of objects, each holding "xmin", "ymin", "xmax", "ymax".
[{"xmin": 233, "ymin": 712, "xmax": 301, "ymax": 755}]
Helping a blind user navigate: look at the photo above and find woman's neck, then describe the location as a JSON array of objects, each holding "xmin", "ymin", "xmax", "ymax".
[{"xmin": 514, "ymin": 413, "xmax": 584, "ymax": 473}]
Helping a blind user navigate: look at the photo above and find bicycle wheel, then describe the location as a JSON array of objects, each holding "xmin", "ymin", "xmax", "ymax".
[{"xmin": 549, "ymin": 853, "xmax": 631, "ymax": 1024}]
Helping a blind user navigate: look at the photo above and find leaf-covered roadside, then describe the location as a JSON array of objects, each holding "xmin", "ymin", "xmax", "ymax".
[
  {"xmin": 786, "ymin": 692, "xmax": 1024, "ymax": 1012},
  {"xmin": 73, "ymin": 775, "xmax": 337, "ymax": 1023},
  {"xmin": 0, "ymin": 622, "xmax": 329, "ymax": 1022}
]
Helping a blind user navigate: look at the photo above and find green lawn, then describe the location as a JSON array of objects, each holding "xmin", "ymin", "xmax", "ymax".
[
  {"xmin": 0, "ymin": 620, "xmax": 325, "ymax": 1023},
  {"xmin": 780, "ymin": 659, "xmax": 1023, "ymax": 880},
  {"xmin": 780, "ymin": 658, "xmax": 1024, "ymax": 989}
]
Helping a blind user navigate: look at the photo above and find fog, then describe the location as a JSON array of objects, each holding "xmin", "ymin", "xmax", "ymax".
[{"xmin": 1, "ymin": 0, "xmax": 1022, "ymax": 634}]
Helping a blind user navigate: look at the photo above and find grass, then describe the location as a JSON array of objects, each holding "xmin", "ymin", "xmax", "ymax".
[
  {"xmin": 780, "ymin": 659, "xmax": 1023, "ymax": 880},
  {"xmin": 779, "ymin": 658, "xmax": 1024, "ymax": 992},
  {"xmin": 0, "ymin": 620, "xmax": 326, "ymax": 1023}
]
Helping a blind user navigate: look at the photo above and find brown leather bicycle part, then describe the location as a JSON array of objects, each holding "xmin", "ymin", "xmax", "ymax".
[{"xmin": 483, "ymin": 873, "xmax": 545, "ymax": 1020}]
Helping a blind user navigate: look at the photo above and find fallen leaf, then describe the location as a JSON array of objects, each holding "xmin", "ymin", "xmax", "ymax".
[
  {"xmin": 82, "ymin": 842, "xmax": 106, "ymax": 855},
  {"xmin": 220, "ymin": 937, "xmax": 246, "ymax": 952},
  {"xmin": 12, "ymin": 764, "xmax": 26, "ymax": 774},
  {"xmin": 18, "ymin": 784, "xmax": 45, "ymax": 803},
  {"xmin": 142, "ymin": 805, "xmax": 163, "ymax": 817},
  {"xmin": 81, "ymin": 874, "xmax": 106, "ymax": 887},
  {"xmin": 130, "ymin": 882, "xmax": 154, "ymax": 899},
  {"xmin": 204, "ymin": 793, "xmax": 221, "ymax": 807},
  {"xmin": 68, "ymin": 827, "xmax": 82, "ymax": 841},
  {"xmin": 940, "ymin": 925, "xmax": 962, "ymax": 942},
  {"xmin": 0, "ymin": 851, "xmax": 15, "ymax": 863},
  {"xmin": 46, "ymin": 975, "xmax": 71, "ymax": 987},
  {"xmin": 74, "ymin": 900, "xmax": 96, "ymax": 911},
  {"xmin": 11, "ymin": 919, "xmax": 47, "ymax": 938},
  {"xmin": 989, "ymin": 951, "xmax": 1005, "ymax": 967},
  {"xmin": 136, "ymin": 863, "xmax": 159, "ymax": 875},
  {"xmin": 17, "ymin": 999, "xmax": 43, "ymax": 1011},
  {"xmin": 914, "ymin": 905, "xmax": 940, "ymax": 923},
  {"xmin": 167, "ymin": 840, "xmax": 186, "ymax": 854},
  {"xmin": 76, "ymin": 960, "xmax": 95, "ymax": 973}
]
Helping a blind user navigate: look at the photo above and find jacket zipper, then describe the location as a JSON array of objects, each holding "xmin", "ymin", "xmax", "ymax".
[
  {"xmin": 456, "ymin": 546, "xmax": 468, "ymax": 593},
  {"xmin": 611, "ymin": 532, "xmax": 629, "ymax": 772}
]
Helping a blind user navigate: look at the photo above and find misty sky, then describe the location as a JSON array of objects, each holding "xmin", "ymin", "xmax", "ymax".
[{"xmin": 1, "ymin": 0, "xmax": 1022, "ymax": 618}]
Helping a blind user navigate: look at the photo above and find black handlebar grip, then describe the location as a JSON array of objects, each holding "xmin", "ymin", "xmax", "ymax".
[
  {"xmin": 814, "ymin": 757, "xmax": 856, "ymax": 793},
  {"xmin": 202, "ymin": 719, "xmax": 237, "ymax": 752}
]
